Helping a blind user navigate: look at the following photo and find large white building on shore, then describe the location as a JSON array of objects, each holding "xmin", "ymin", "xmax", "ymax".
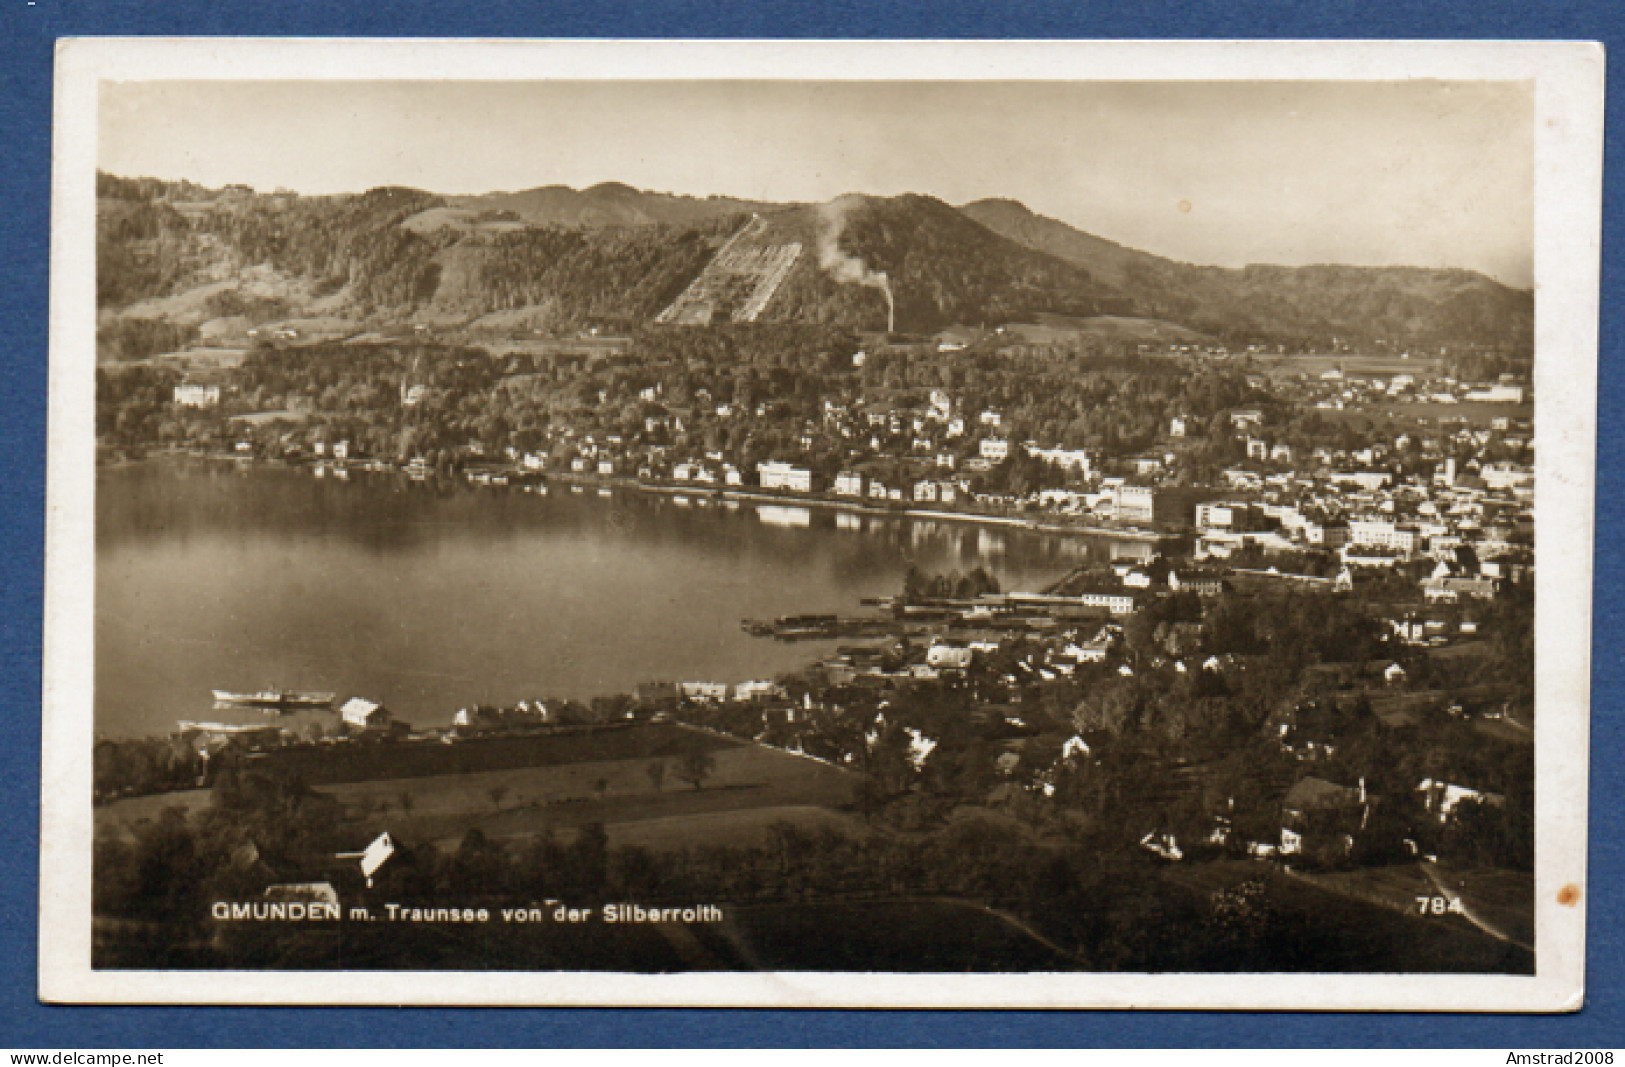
[{"xmin": 757, "ymin": 461, "xmax": 814, "ymax": 493}]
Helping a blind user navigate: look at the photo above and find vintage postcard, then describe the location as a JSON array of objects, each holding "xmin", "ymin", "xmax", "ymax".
[{"xmin": 41, "ymin": 39, "xmax": 1601, "ymax": 1008}]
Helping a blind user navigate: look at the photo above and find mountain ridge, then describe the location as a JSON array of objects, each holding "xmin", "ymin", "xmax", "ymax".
[
  {"xmin": 94, "ymin": 171, "xmax": 1532, "ymax": 353},
  {"xmin": 959, "ymin": 196, "xmax": 1531, "ymax": 350}
]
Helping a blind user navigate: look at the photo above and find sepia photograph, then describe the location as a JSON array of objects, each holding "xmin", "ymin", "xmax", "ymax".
[{"xmin": 40, "ymin": 39, "xmax": 1601, "ymax": 1009}]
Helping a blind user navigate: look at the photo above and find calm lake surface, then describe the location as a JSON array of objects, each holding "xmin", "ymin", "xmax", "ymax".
[{"xmin": 97, "ymin": 459, "xmax": 1144, "ymax": 737}]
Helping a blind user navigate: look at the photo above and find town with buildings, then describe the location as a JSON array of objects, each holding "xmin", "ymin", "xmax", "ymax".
[{"xmin": 95, "ymin": 322, "xmax": 1536, "ymax": 972}]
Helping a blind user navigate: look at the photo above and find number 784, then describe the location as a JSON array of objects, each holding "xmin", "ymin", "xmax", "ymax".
[{"xmin": 1416, "ymin": 895, "xmax": 1466, "ymax": 915}]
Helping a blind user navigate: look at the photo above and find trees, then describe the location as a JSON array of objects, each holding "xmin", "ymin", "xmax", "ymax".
[{"xmin": 675, "ymin": 750, "xmax": 717, "ymax": 791}]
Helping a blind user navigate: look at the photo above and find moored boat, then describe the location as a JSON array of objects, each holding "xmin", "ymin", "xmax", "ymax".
[{"xmin": 212, "ymin": 689, "xmax": 336, "ymax": 709}]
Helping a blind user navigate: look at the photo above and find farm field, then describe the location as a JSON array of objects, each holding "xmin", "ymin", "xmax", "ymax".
[
  {"xmin": 230, "ymin": 409, "xmax": 307, "ymax": 426},
  {"xmin": 96, "ymin": 725, "xmax": 860, "ymax": 856},
  {"xmin": 605, "ymin": 804, "xmax": 862, "ymax": 851},
  {"xmin": 260, "ymin": 722, "xmax": 736, "ymax": 786},
  {"xmin": 1311, "ymin": 401, "xmax": 1531, "ymax": 438},
  {"xmin": 326, "ymin": 740, "xmax": 859, "ymax": 850},
  {"xmin": 1381, "ymin": 400, "xmax": 1533, "ymax": 424},
  {"xmin": 97, "ymin": 787, "xmax": 213, "ymax": 843},
  {"xmin": 1252, "ymin": 353, "xmax": 1448, "ymax": 380},
  {"xmin": 142, "ymin": 346, "xmax": 252, "ymax": 370}
]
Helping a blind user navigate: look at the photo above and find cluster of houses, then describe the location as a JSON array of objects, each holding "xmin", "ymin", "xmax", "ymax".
[
  {"xmin": 458, "ymin": 382, "xmax": 1102, "ymax": 518},
  {"xmin": 1293, "ymin": 366, "xmax": 1528, "ymax": 412},
  {"xmin": 1190, "ymin": 423, "xmax": 1532, "ymax": 605}
]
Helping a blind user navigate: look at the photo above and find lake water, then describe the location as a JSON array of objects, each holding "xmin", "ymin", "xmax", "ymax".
[{"xmin": 97, "ymin": 459, "xmax": 1143, "ymax": 737}]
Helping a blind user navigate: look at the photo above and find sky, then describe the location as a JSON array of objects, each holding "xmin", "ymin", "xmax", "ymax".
[{"xmin": 99, "ymin": 79, "xmax": 1534, "ymax": 287}]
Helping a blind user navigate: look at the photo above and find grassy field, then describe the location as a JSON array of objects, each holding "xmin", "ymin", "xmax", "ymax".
[
  {"xmin": 326, "ymin": 739, "xmax": 859, "ymax": 850},
  {"xmin": 230, "ymin": 409, "xmax": 307, "ymax": 426},
  {"xmin": 400, "ymin": 206, "xmax": 528, "ymax": 236},
  {"xmin": 1162, "ymin": 860, "xmax": 1533, "ymax": 973},
  {"xmin": 1424, "ymin": 864, "xmax": 1535, "ymax": 948},
  {"xmin": 605, "ymin": 804, "xmax": 862, "ymax": 851},
  {"xmin": 145, "ymin": 346, "xmax": 252, "ymax": 369},
  {"xmin": 1380, "ymin": 400, "xmax": 1533, "ymax": 424},
  {"xmin": 97, "ymin": 725, "xmax": 860, "ymax": 855},
  {"xmin": 1285, "ymin": 861, "xmax": 1533, "ymax": 951},
  {"xmin": 97, "ymin": 789, "xmax": 212, "ymax": 843},
  {"xmin": 261, "ymin": 722, "xmax": 736, "ymax": 786},
  {"xmin": 1252, "ymin": 353, "xmax": 1448, "ymax": 380},
  {"xmin": 1303, "ymin": 404, "xmax": 1529, "ymax": 440}
]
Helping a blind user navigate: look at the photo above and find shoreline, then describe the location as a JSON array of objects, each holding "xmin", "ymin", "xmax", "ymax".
[
  {"xmin": 560, "ymin": 475, "xmax": 1168, "ymax": 543},
  {"xmin": 107, "ymin": 449, "xmax": 1171, "ymax": 544}
]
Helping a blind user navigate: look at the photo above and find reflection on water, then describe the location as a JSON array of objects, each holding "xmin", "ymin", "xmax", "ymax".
[
  {"xmin": 757, "ymin": 505, "xmax": 812, "ymax": 528},
  {"xmin": 97, "ymin": 459, "xmax": 1141, "ymax": 738},
  {"xmin": 1111, "ymin": 539, "xmax": 1156, "ymax": 562}
]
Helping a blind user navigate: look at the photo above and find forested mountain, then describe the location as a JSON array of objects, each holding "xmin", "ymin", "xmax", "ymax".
[
  {"xmin": 754, "ymin": 194, "xmax": 1134, "ymax": 333},
  {"xmin": 961, "ymin": 197, "xmax": 1533, "ymax": 351},
  {"xmin": 93, "ymin": 172, "xmax": 1533, "ymax": 353}
]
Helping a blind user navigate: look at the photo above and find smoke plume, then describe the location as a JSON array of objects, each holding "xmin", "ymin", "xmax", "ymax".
[{"xmin": 817, "ymin": 197, "xmax": 894, "ymax": 333}]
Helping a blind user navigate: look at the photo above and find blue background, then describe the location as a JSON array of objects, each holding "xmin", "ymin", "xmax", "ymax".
[{"xmin": 1, "ymin": 0, "xmax": 1617, "ymax": 1048}]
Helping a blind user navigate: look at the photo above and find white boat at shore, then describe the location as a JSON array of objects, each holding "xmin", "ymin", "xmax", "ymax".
[{"xmin": 212, "ymin": 689, "xmax": 336, "ymax": 709}]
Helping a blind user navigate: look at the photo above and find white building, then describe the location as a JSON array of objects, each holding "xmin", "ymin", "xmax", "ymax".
[
  {"xmin": 340, "ymin": 698, "xmax": 391, "ymax": 730},
  {"xmin": 1195, "ymin": 502, "xmax": 1237, "ymax": 530},
  {"xmin": 925, "ymin": 644, "xmax": 974, "ymax": 670},
  {"xmin": 1025, "ymin": 443, "xmax": 1092, "ymax": 473},
  {"xmin": 1078, "ymin": 590, "xmax": 1138, "ymax": 615},
  {"xmin": 834, "ymin": 472, "xmax": 865, "ymax": 497},
  {"xmin": 1348, "ymin": 518, "xmax": 1421, "ymax": 556},
  {"xmin": 733, "ymin": 680, "xmax": 786, "ymax": 702},
  {"xmin": 979, "ymin": 437, "xmax": 1010, "ymax": 462},
  {"xmin": 1464, "ymin": 384, "xmax": 1525, "ymax": 403},
  {"xmin": 1113, "ymin": 485, "xmax": 1156, "ymax": 523},
  {"xmin": 173, "ymin": 383, "xmax": 220, "ymax": 408},
  {"xmin": 757, "ymin": 461, "xmax": 814, "ymax": 493},
  {"xmin": 1481, "ymin": 462, "xmax": 1534, "ymax": 491}
]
